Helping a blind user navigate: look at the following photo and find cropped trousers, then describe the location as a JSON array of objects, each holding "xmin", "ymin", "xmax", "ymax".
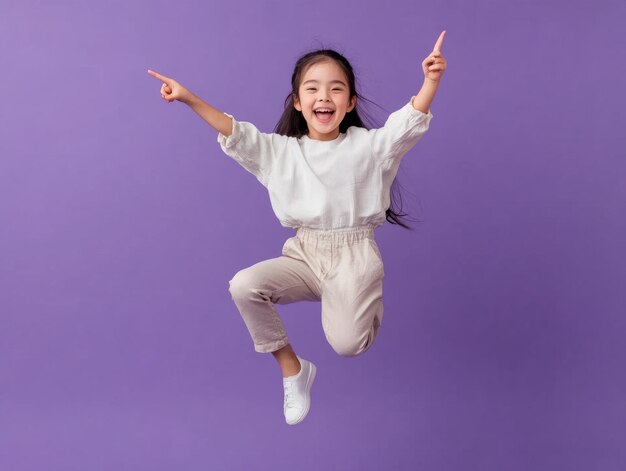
[{"xmin": 228, "ymin": 225, "xmax": 385, "ymax": 356}]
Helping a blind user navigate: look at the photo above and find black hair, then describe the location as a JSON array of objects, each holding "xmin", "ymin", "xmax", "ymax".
[{"xmin": 273, "ymin": 48, "xmax": 418, "ymax": 230}]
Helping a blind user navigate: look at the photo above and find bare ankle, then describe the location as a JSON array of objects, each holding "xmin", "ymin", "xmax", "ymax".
[
  {"xmin": 281, "ymin": 358, "xmax": 301, "ymax": 377},
  {"xmin": 272, "ymin": 344, "xmax": 301, "ymax": 377}
]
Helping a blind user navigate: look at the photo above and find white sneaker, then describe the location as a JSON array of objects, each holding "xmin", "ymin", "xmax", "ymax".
[{"xmin": 282, "ymin": 355, "xmax": 316, "ymax": 425}]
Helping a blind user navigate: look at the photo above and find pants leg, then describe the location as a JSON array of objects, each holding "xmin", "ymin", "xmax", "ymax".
[
  {"xmin": 228, "ymin": 237, "xmax": 322, "ymax": 353},
  {"xmin": 320, "ymin": 236, "xmax": 385, "ymax": 356},
  {"xmin": 295, "ymin": 226, "xmax": 385, "ymax": 357},
  {"xmin": 228, "ymin": 227, "xmax": 384, "ymax": 356}
]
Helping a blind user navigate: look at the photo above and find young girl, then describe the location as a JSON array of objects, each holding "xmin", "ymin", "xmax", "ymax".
[{"xmin": 147, "ymin": 31, "xmax": 447, "ymax": 425}]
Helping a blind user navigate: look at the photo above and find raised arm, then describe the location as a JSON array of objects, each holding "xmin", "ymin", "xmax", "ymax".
[
  {"xmin": 147, "ymin": 69, "xmax": 233, "ymax": 137},
  {"xmin": 411, "ymin": 31, "xmax": 448, "ymax": 114}
]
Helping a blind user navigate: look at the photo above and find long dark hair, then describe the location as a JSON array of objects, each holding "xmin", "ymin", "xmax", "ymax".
[{"xmin": 274, "ymin": 49, "xmax": 417, "ymax": 230}]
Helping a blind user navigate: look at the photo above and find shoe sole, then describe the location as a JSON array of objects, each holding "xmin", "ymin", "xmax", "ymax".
[{"xmin": 287, "ymin": 361, "xmax": 316, "ymax": 425}]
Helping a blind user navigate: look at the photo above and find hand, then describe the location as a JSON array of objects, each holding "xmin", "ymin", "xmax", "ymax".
[
  {"xmin": 147, "ymin": 69, "xmax": 193, "ymax": 104},
  {"xmin": 421, "ymin": 31, "xmax": 448, "ymax": 82}
]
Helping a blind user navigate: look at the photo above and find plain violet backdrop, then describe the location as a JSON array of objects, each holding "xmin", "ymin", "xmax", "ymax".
[{"xmin": 1, "ymin": 0, "xmax": 625, "ymax": 469}]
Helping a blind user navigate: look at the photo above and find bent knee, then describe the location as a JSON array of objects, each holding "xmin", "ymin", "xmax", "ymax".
[
  {"xmin": 325, "ymin": 316, "xmax": 380, "ymax": 357},
  {"xmin": 228, "ymin": 269, "xmax": 255, "ymax": 298},
  {"xmin": 327, "ymin": 334, "xmax": 372, "ymax": 357}
]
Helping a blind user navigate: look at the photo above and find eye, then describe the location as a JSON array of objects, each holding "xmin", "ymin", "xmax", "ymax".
[{"xmin": 306, "ymin": 88, "xmax": 316, "ymax": 91}]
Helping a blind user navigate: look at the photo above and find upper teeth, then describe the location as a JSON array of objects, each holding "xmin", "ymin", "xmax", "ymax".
[{"xmin": 316, "ymin": 109, "xmax": 333, "ymax": 112}]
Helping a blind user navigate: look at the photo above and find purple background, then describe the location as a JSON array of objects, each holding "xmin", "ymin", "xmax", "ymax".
[{"xmin": 1, "ymin": 0, "xmax": 625, "ymax": 469}]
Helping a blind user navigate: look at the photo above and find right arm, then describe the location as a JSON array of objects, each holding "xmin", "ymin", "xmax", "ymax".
[
  {"xmin": 147, "ymin": 69, "xmax": 233, "ymax": 137},
  {"xmin": 182, "ymin": 93, "xmax": 233, "ymax": 137},
  {"xmin": 148, "ymin": 68, "xmax": 286, "ymax": 188}
]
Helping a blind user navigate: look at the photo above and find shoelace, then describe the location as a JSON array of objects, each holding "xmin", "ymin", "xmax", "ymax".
[{"xmin": 283, "ymin": 381, "xmax": 299, "ymax": 409}]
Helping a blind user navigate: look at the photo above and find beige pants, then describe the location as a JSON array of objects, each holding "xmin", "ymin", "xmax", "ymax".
[{"xmin": 228, "ymin": 225, "xmax": 385, "ymax": 355}]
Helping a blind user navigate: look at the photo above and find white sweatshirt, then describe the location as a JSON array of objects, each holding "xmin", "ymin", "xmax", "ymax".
[{"xmin": 217, "ymin": 97, "xmax": 433, "ymax": 230}]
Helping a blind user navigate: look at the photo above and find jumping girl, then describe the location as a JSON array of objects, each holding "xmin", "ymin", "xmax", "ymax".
[{"xmin": 147, "ymin": 31, "xmax": 447, "ymax": 425}]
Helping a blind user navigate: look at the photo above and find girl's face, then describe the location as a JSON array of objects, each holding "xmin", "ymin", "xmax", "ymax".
[{"xmin": 293, "ymin": 60, "xmax": 357, "ymax": 141}]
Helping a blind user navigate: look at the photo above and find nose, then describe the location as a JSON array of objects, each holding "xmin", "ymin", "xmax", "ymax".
[{"xmin": 318, "ymin": 89, "xmax": 330, "ymax": 101}]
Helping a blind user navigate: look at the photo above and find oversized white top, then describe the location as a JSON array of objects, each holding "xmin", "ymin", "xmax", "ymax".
[{"xmin": 217, "ymin": 97, "xmax": 433, "ymax": 230}]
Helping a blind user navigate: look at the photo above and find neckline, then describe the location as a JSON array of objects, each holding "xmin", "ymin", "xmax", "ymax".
[{"xmin": 301, "ymin": 132, "xmax": 345, "ymax": 143}]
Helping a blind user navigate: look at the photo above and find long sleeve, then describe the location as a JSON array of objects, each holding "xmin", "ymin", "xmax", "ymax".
[
  {"xmin": 369, "ymin": 97, "xmax": 433, "ymax": 170},
  {"xmin": 217, "ymin": 113, "xmax": 287, "ymax": 188}
]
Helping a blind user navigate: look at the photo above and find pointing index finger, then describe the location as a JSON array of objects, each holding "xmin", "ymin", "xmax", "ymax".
[
  {"xmin": 147, "ymin": 69, "xmax": 170, "ymax": 83},
  {"xmin": 433, "ymin": 30, "xmax": 446, "ymax": 52}
]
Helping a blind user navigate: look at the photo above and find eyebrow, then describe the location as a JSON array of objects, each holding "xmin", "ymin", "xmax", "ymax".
[{"xmin": 302, "ymin": 79, "xmax": 347, "ymax": 86}]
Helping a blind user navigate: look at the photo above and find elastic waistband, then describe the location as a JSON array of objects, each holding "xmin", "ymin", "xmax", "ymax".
[{"xmin": 296, "ymin": 225, "xmax": 375, "ymax": 245}]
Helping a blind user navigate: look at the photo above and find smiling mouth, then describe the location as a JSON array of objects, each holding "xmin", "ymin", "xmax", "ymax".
[{"xmin": 314, "ymin": 110, "xmax": 334, "ymax": 123}]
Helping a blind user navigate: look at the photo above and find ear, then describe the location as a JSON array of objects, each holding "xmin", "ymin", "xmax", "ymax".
[
  {"xmin": 293, "ymin": 93, "xmax": 302, "ymax": 112},
  {"xmin": 347, "ymin": 95, "xmax": 357, "ymax": 112}
]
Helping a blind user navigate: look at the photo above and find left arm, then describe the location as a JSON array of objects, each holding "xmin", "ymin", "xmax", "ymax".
[
  {"xmin": 412, "ymin": 31, "xmax": 448, "ymax": 114},
  {"xmin": 369, "ymin": 32, "xmax": 448, "ymax": 164}
]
